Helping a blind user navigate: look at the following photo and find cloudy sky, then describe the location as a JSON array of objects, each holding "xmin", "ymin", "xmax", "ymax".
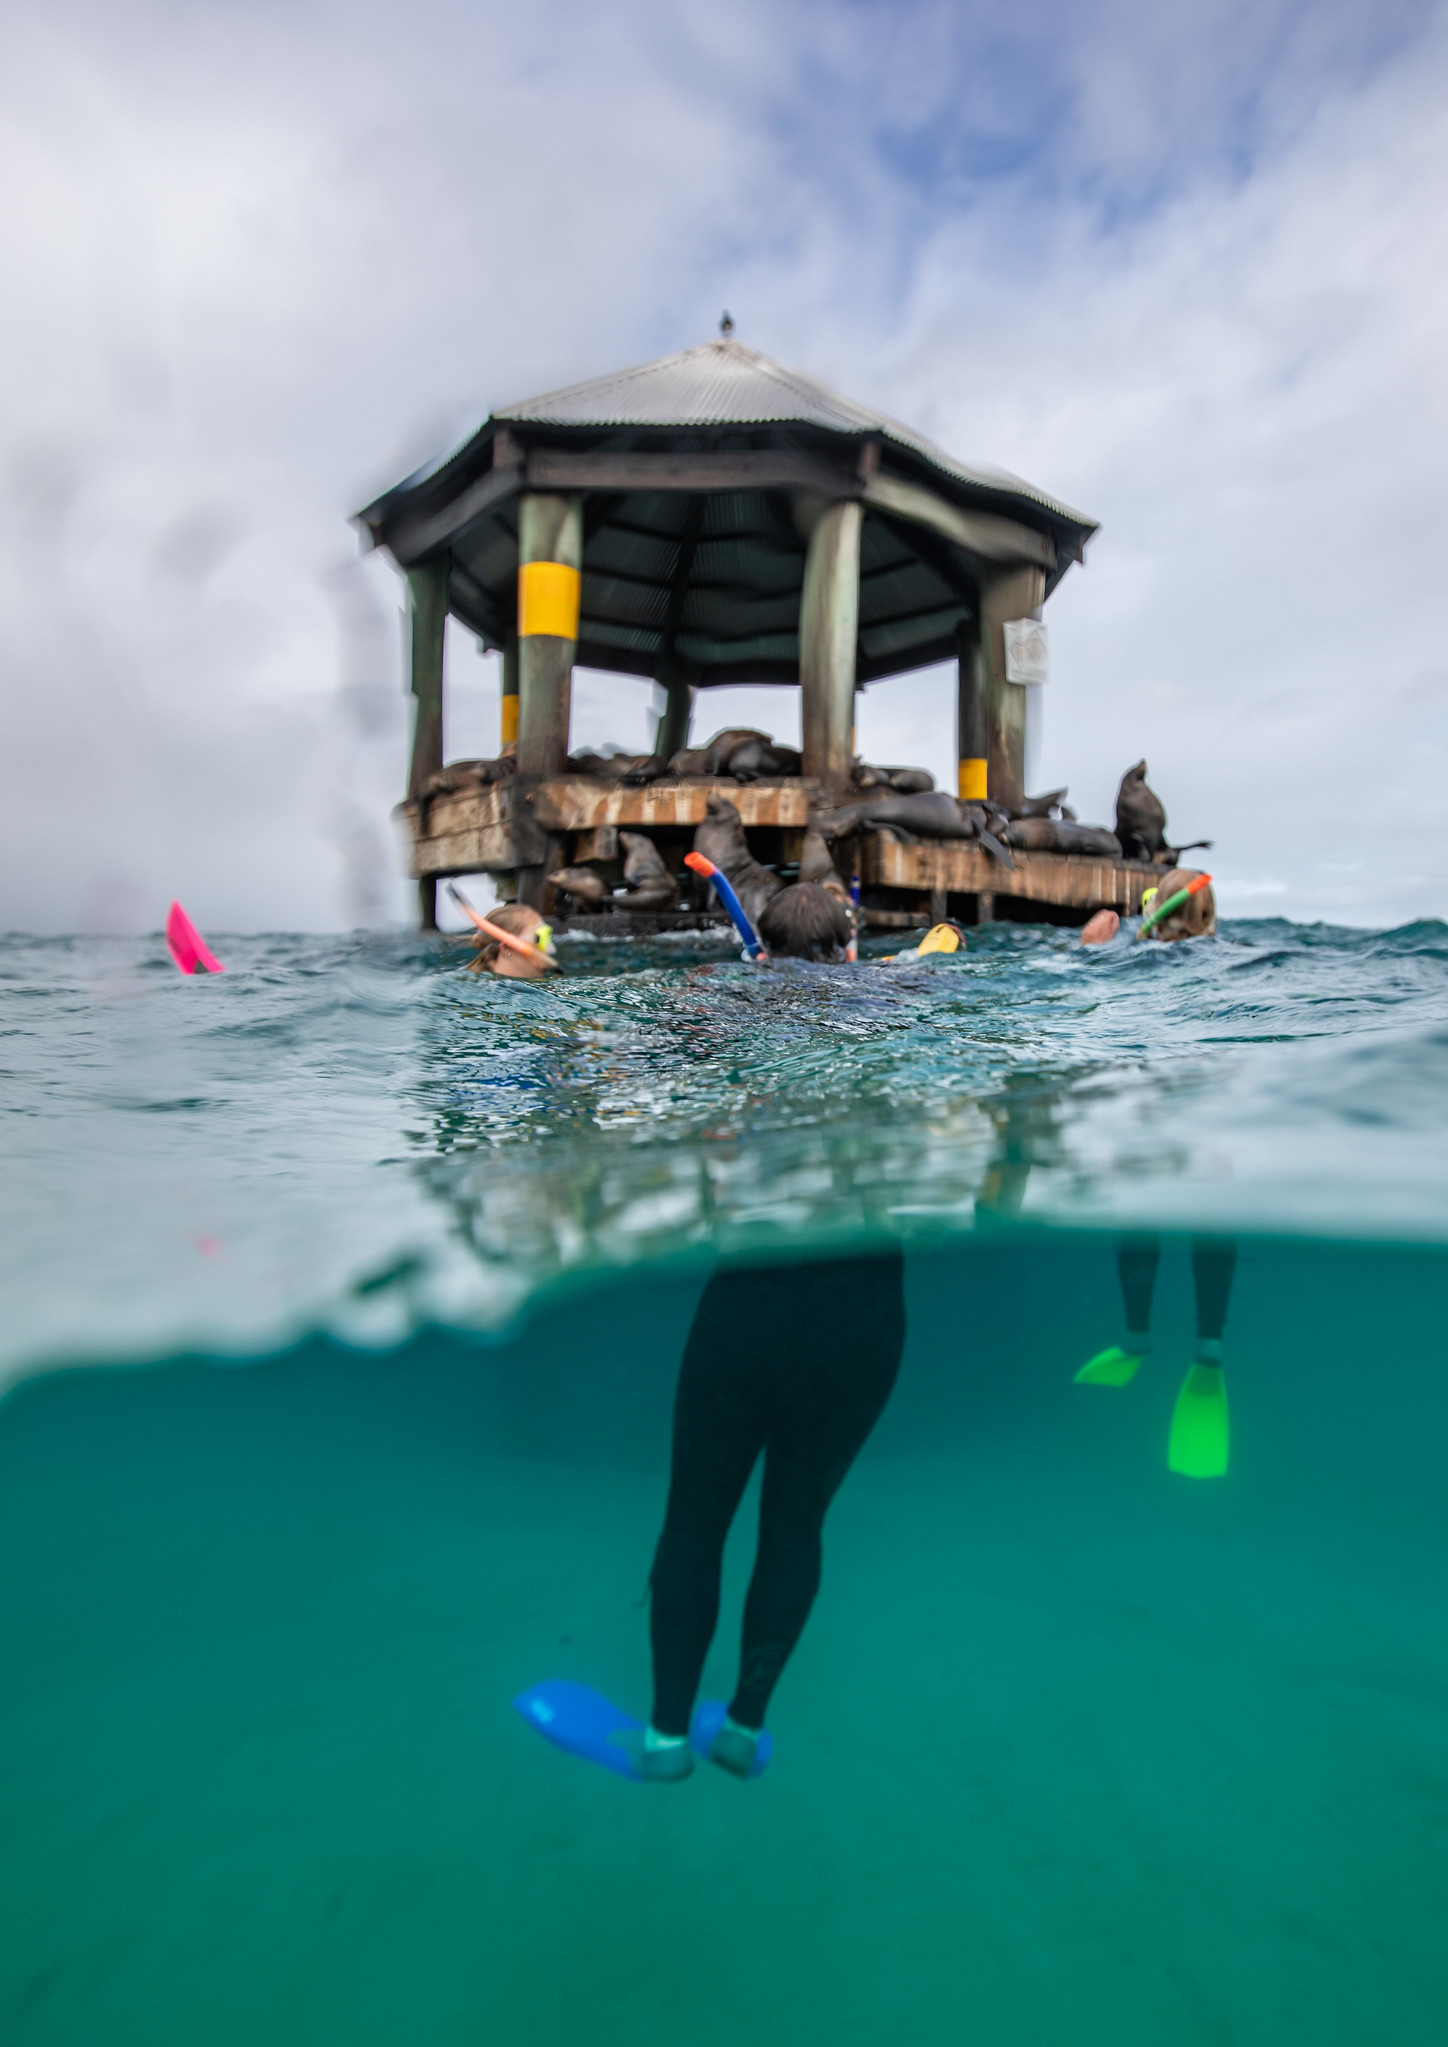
[{"xmin": 2, "ymin": 0, "xmax": 1445, "ymax": 931}]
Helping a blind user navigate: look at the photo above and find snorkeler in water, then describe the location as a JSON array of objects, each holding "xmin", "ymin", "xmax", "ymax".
[
  {"xmin": 461, "ymin": 899, "xmax": 560, "ymax": 980},
  {"xmin": 641, "ymin": 1252, "xmax": 904, "ymax": 1780},
  {"xmin": 1076, "ymin": 1234, "xmax": 1237, "ymax": 1477}
]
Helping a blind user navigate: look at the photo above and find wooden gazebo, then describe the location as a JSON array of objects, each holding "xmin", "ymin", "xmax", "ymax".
[{"xmin": 358, "ymin": 337, "xmax": 1149, "ymax": 930}]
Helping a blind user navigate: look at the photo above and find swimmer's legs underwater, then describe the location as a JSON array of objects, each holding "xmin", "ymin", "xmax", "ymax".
[
  {"xmin": 647, "ymin": 1254, "xmax": 904, "ymax": 1778},
  {"xmin": 1075, "ymin": 1234, "xmax": 1237, "ymax": 1477},
  {"xmin": 1170, "ymin": 1237, "xmax": 1236, "ymax": 1478},
  {"xmin": 1075, "ymin": 1234, "xmax": 1161, "ymax": 1384}
]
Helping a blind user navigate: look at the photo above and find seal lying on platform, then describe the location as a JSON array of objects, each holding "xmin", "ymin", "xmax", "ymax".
[
  {"xmin": 1003, "ymin": 818, "xmax": 1122, "ymax": 857},
  {"xmin": 723, "ymin": 738, "xmax": 804, "ymax": 781},
  {"xmin": 668, "ymin": 728, "xmax": 803, "ymax": 780},
  {"xmin": 418, "ymin": 757, "xmax": 517, "ymax": 799},
  {"xmin": 547, "ymin": 864, "xmax": 611, "ymax": 910},
  {"xmin": 692, "ymin": 795, "xmax": 783, "ymax": 925},
  {"xmin": 567, "ymin": 750, "xmax": 670, "ymax": 785},
  {"xmin": 615, "ymin": 832, "xmax": 678, "ymax": 911},
  {"xmin": 758, "ymin": 883, "xmax": 853, "ymax": 962},
  {"xmin": 852, "ymin": 762, "xmax": 935, "ymax": 795},
  {"xmin": 811, "ymin": 792, "xmax": 1015, "ymax": 869},
  {"xmin": 668, "ymin": 729, "xmax": 772, "ymax": 778}
]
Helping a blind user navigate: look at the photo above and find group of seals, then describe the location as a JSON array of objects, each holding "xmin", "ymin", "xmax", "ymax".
[
  {"xmin": 564, "ymin": 730, "xmax": 807, "ymax": 785},
  {"xmin": 668, "ymin": 729, "xmax": 803, "ymax": 780},
  {"xmin": 811, "ymin": 791, "xmax": 1017, "ymax": 869},
  {"xmin": 566, "ymin": 749, "xmax": 669, "ymax": 785},
  {"xmin": 564, "ymin": 729, "xmax": 939, "ymax": 789},
  {"xmin": 548, "ymin": 832, "xmax": 679, "ymax": 913},
  {"xmin": 536, "ymin": 754, "xmax": 1214, "ymax": 933}
]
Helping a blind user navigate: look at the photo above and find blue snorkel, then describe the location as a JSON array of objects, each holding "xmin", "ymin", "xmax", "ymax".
[{"xmin": 684, "ymin": 852, "xmax": 768, "ymax": 960}]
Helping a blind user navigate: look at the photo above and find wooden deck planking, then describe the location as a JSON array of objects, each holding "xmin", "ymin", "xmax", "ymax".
[
  {"xmin": 405, "ymin": 776, "xmax": 821, "ymax": 876},
  {"xmin": 863, "ymin": 834, "xmax": 1153, "ymax": 911}
]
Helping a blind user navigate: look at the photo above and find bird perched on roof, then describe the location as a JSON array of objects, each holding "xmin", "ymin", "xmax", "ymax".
[{"xmin": 719, "ymin": 311, "xmax": 734, "ymax": 337}]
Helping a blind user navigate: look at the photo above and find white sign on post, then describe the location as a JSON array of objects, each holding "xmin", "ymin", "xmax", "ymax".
[{"xmin": 1004, "ymin": 618, "xmax": 1049, "ymax": 685}]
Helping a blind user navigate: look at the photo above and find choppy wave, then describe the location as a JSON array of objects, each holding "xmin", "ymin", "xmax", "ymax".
[{"xmin": 3, "ymin": 916, "xmax": 1447, "ymax": 1378}]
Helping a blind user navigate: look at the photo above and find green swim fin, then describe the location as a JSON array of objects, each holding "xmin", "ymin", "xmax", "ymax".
[
  {"xmin": 1075, "ymin": 1345, "xmax": 1145, "ymax": 1387},
  {"xmin": 1168, "ymin": 1363, "xmax": 1229, "ymax": 1477}
]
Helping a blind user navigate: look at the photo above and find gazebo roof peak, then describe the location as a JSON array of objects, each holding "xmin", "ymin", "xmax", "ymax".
[{"xmin": 492, "ymin": 337, "xmax": 1082, "ymax": 525}]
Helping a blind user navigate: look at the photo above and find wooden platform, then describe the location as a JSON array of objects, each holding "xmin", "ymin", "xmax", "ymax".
[
  {"xmin": 397, "ymin": 775, "xmax": 1157, "ymax": 928},
  {"xmin": 862, "ymin": 833, "xmax": 1154, "ymax": 923},
  {"xmin": 398, "ymin": 775, "xmax": 821, "ymax": 877}
]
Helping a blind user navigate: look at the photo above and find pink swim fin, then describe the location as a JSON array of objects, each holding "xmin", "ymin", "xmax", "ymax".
[{"xmin": 166, "ymin": 901, "xmax": 225, "ymax": 975}]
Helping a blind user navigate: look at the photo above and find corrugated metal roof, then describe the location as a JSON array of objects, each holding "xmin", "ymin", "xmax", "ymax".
[{"xmin": 494, "ymin": 339, "xmax": 1087, "ymax": 525}]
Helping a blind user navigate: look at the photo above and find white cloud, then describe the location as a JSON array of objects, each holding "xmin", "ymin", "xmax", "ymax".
[{"xmin": 2, "ymin": 0, "xmax": 1446, "ymax": 929}]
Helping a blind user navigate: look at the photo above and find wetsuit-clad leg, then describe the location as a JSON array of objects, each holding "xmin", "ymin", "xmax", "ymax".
[
  {"xmin": 1191, "ymin": 1237, "xmax": 1236, "ymax": 1344},
  {"xmin": 1117, "ymin": 1234, "xmax": 1161, "ymax": 1341},
  {"xmin": 649, "ymin": 1254, "xmax": 905, "ymax": 1738}
]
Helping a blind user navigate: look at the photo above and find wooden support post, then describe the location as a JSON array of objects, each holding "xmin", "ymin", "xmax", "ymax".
[
  {"xmin": 655, "ymin": 497, "xmax": 703, "ymax": 762},
  {"xmin": 499, "ymin": 634, "xmax": 519, "ymax": 757},
  {"xmin": 799, "ymin": 499, "xmax": 862, "ymax": 791},
  {"xmin": 406, "ymin": 558, "xmax": 449, "ymax": 802},
  {"xmin": 418, "ymin": 877, "xmax": 438, "ymax": 931},
  {"xmin": 516, "ymin": 494, "xmax": 583, "ymax": 777},
  {"xmin": 978, "ymin": 564, "xmax": 1045, "ymax": 812},
  {"xmin": 516, "ymin": 495, "xmax": 582, "ymax": 907},
  {"xmin": 955, "ymin": 614, "xmax": 986, "ymax": 802},
  {"xmin": 976, "ymin": 891, "xmax": 995, "ymax": 925},
  {"xmin": 655, "ymin": 674, "xmax": 693, "ymax": 761}
]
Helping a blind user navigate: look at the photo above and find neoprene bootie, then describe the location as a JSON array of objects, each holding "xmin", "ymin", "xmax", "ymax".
[
  {"xmin": 638, "ymin": 1728, "xmax": 695, "ymax": 1782},
  {"xmin": 708, "ymin": 1718, "xmax": 763, "ymax": 1779}
]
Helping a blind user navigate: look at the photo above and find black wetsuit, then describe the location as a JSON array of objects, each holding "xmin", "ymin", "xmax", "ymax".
[
  {"xmin": 649, "ymin": 1253, "xmax": 904, "ymax": 1737},
  {"xmin": 1118, "ymin": 1234, "xmax": 1236, "ymax": 1343}
]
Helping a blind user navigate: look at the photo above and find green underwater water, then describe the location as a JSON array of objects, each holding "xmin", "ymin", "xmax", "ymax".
[
  {"xmin": 3, "ymin": 1234, "xmax": 1448, "ymax": 2045},
  {"xmin": 3, "ymin": 925, "xmax": 1448, "ymax": 2042}
]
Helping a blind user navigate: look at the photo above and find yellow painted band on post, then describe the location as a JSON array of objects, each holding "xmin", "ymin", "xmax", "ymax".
[
  {"xmin": 518, "ymin": 560, "xmax": 581, "ymax": 640},
  {"xmin": 500, "ymin": 693, "xmax": 519, "ymax": 746},
  {"xmin": 958, "ymin": 758, "xmax": 988, "ymax": 801}
]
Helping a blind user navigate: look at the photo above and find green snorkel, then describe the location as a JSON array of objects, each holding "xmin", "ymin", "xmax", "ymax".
[{"xmin": 1137, "ymin": 871, "xmax": 1212, "ymax": 939}]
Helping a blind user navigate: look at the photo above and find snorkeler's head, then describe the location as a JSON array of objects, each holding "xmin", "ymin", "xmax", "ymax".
[
  {"xmin": 470, "ymin": 902, "xmax": 559, "ymax": 979},
  {"xmin": 757, "ymin": 882, "xmax": 853, "ymax": 962},
  {"xmin": 1146, "ymin": 869, "xmax": 1216, "ymax": 942}
]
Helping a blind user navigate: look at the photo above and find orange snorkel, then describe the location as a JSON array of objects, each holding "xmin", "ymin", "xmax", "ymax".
[{"xmin": 446, "ymin": 882, "xmax": 561, "ymax": 970}]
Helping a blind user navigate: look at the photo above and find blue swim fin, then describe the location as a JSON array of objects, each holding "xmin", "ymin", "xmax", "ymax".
[
  {"xmin": 513, "ymin": 1680, "xmax": 644, "ymax": 1780},
  {"xmin": 690, "ymin": 1698, "xmax": 773, "ymax": 1777}
]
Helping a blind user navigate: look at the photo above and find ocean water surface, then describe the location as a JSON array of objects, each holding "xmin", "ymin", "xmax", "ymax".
[{"xmin": 2, "ymin": 920, "xmax": 1447, "ymax": 2043}]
